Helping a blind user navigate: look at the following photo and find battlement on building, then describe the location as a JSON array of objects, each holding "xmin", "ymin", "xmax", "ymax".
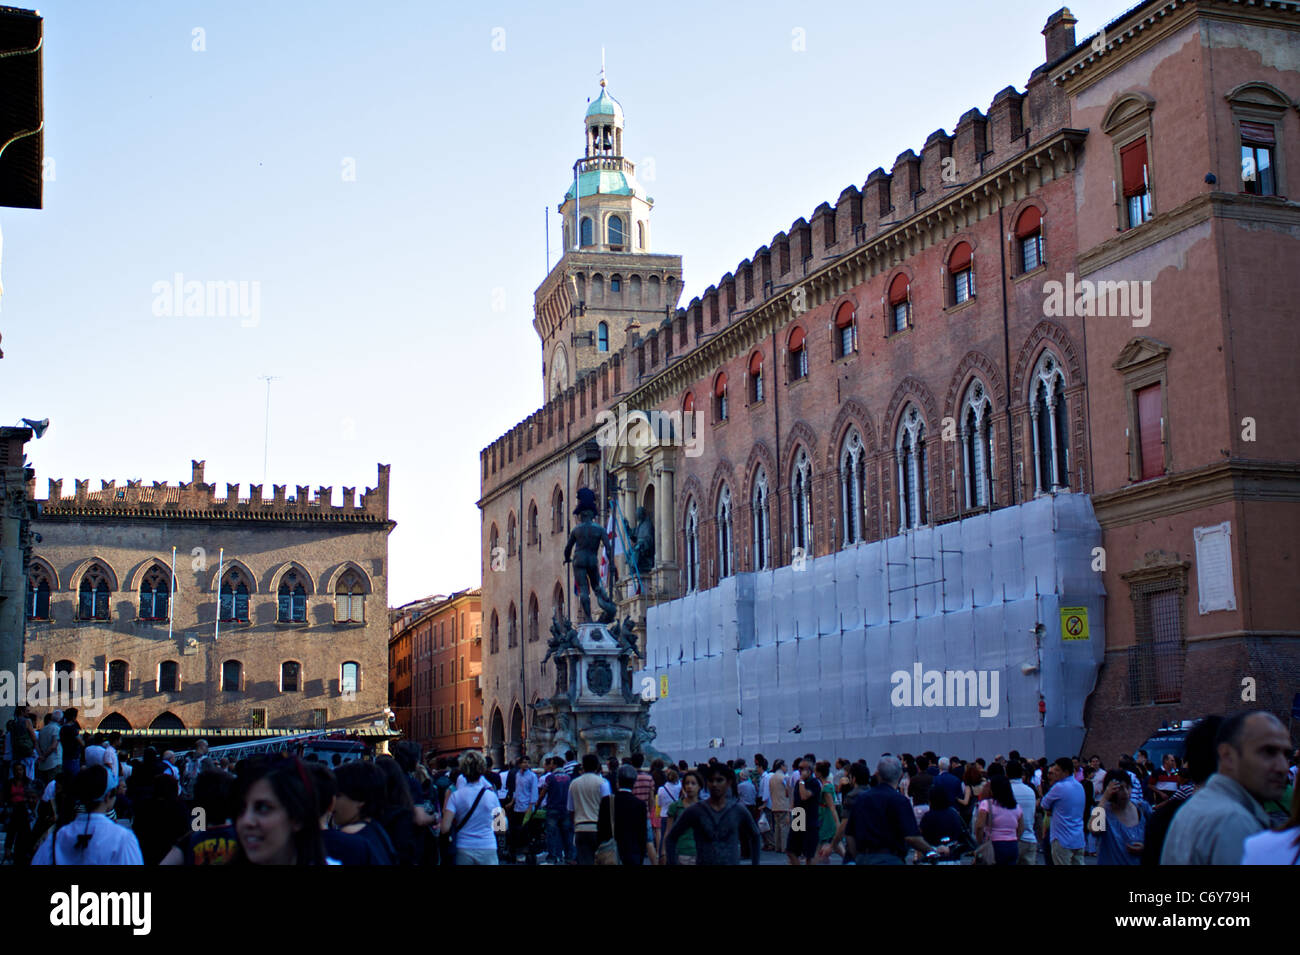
[{"xmin": 30, "ymin": 460, "xmax": 393, "ymax": 523}]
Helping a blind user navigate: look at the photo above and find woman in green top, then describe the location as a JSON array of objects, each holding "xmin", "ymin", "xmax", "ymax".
[
  {"xmin": 815, "ymin": 761, "xmax": 840, "ymax": 862},
  {"xmin": 661, "ymin": 770, "xmax": 702, "ymax": 865}
]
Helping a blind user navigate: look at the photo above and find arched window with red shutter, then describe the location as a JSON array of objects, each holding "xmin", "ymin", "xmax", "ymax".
[
  {"xmin": 949, "ymin": 242, "xmax": 974, "ymax": 305},
  {"xmin": 1015, "ymin": 206, "xmax": 1044, "ymax": 273},
  {"xmin": 834, "ymin": 302, "xmax": 856, "ymax": 358},
  {"xmin": 748, "ymin": 350, "xmax": 764, "ymax": 403},
  {"xmin": 788, "ymin": 325, "xmax": 808, "ymax": 380},
  {"xmin": 714, "ymin": 372, "xmax": 728, "ymax": 423},
  {"xmin": 888, "ymin": 274, "xmax": 910, "ymax": 333}
]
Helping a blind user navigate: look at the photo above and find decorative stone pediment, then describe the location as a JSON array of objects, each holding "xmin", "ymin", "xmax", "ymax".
[
  {"xmin": 1112, "ymin": 336, "xmax": 1171, "ymax": 373},
  {"xmin": 1121, "ymin": 548, "xmax": 1190, "ymax": 587},
  {"xmin": 1224, "ymin": 81, "xmax": 1292, "ymax": 115},
  {"xmin": 1102, "ymin": 92, "xmax": 1155, "ymax": 135}
]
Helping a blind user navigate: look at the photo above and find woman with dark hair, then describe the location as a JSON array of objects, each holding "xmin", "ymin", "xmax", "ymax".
[
  {"xmin": 332, "ymin": 760, "xmax": 398, "ymax": 865},
  {"xmin": 161, "ymin": 771, "xmax": 238, "ymax": 866},
  {"xmin": 661, "ymin": 769, "xmax": 702, "ymax": 865},
  {"xmin": 958, "ymin": 763, "xmax": 983, "ymax": 830},
  {"xmin": 1096, "ymin": 769, "xmax": 1150, "ymax": 866},
  {"xmin": 975, "ymin": 775, "xmax": 1024, "ymax": 865},
  {"xmin": 32, "ymin": 765, "xmax": 143, "ymax": 865},
  {"xmin": 232, "ymin": 758, "xmax": 329, "ymax": 865},
  {"xmin": 375, "ymin": 755, "xmax": 422, "ymax": 865},
  {"xmin": 920, "ymin": 787, "xmax": 969, "ymax": 848}
]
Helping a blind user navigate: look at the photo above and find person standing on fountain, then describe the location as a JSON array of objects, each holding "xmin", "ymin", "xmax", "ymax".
[{"xmin": 564, "ymin": 487, "xmax": 617, "ymax": 623}]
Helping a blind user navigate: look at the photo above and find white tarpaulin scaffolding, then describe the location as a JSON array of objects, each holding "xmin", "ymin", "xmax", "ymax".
[{"xmin": 637, "ymin": 494, "xmax": 1105, "ymax": 765}]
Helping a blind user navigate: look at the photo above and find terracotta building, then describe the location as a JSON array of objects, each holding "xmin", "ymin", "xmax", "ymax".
[
  {"xmin": 480, "ymin": 1, "xmax": 1300, "ymax": 764},
  {"xmin": 389, "ymin": 589, "xmax": 482, "ymax": 756},
  {"xmin": 22, "ymin": 460, "xmax": 396, "ymax": 745}
]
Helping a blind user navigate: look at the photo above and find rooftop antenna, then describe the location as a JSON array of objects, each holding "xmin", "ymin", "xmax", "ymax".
[
  {"xmin": 258, "ymin": 375, "xmax": 279, "ymax": 485},
  {"xmin": 600, "ymin": 47, "xmax": 606, "ymax": 87}
]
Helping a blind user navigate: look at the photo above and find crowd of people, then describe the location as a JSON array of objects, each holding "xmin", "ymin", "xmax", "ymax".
[{"xmin": 2, "ymin": 703, "xmax": 1295, "ymax": 866}]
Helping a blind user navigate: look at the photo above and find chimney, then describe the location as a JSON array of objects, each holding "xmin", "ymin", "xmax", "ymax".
[
  {"xmin": 1042, "ymin": 8, "xmax": 1078, "ymax": 64},
  {"xmin": 191, "ymin": 459, "xmax": 206, "ymax": 485}
]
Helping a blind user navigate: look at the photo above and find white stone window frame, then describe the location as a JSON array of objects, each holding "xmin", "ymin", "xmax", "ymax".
[
  {"xmin": 961, "ymin": 380, "xmax": 994, "ymax": 509},
  {"xmin": 839, "ymin": 428, "xmax": 867, "ymax": 546},
  {"xmin": 896, "ymin": 405, "xmax": 928, "ymax": 530}
]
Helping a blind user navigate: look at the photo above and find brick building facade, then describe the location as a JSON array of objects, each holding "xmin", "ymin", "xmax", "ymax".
[
  {"xmin": 481, "ymin": 0, "xmax": 1300, "ymax": 764},
  {"xmin": 23, "ymin": 460, "xmax": 395, "ymax": 739},
  {"xmin": 389, "ymin": 589, "xmax": 482, "ymax": 756}
]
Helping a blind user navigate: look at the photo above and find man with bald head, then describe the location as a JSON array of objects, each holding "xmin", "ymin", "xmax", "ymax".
[{"xmin": 1161, "ymin": 711, "xmax": 1291, "ymax": 865}]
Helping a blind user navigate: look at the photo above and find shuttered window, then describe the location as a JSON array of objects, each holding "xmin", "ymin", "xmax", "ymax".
[{"xmin": 1137, "ymin": 384, "xmax": 1164, "ymax": 480}]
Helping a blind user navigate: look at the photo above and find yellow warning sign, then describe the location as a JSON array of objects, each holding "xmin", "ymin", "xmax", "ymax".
[
  {"xmin": 1061, "ymin": 607, "xmax": 1089, "ymax": 641},
  {"xmin": 659, "ymin": 675, "xmax": 669, "ymax": 698}
]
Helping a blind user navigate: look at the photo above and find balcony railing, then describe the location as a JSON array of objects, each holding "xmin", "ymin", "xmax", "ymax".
[{"xmin": 575, "ymin": 156, "xmax": 635, "ymax": 177}]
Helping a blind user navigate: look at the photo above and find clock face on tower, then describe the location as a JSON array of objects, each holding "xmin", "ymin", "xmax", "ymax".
[{"xmin": 551, "ymin": 345, "xmax": 568, "ymax": 398}]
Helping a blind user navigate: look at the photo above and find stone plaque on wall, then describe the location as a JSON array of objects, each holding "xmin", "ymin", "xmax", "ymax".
[{"xmin": 1193, "ymin": 521, "xmax": 1235, "ymax": 614}]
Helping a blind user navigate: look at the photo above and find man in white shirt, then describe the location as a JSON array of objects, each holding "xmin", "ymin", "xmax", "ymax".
[
  {"xmin": 567, "ymin": 754, "xmax": 611, "ymax": 865},
  {"xmin": 1008, "ymin": 760, "xmax": 1039, "ymax": 865},
  {"xmin": 32, "ymin": 766, "xmax": 142, "ymax": 866}
]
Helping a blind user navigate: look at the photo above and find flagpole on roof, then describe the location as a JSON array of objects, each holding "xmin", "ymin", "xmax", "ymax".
[{"xmin": 168, "ymin": 545, "xmax": 176, "ymax": 643}]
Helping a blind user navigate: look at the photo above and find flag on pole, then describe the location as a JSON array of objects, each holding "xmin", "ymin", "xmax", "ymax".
[{"xmin": 599, "ymin": 512, "xmax": 614, "ymax": 590}]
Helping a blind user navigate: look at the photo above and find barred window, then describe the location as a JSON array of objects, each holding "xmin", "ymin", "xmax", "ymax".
[{"xmin": 1128, "ymin": 580, "xmax": 1185, "ymax": 705}]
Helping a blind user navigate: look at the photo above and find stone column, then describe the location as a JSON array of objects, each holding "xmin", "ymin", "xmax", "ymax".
[{"xmin": 657, "ymin": 459, "xmax": 676, "ymax": 564}]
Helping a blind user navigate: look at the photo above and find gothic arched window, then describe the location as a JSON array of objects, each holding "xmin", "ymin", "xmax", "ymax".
[
  {"xmin": 962, "ymin": 380, "xmax": 995, "ymax": 508},
  {"xmin": 684, "ymin": 500, "xmax": 700, "ymax": 593},
  {"xmin": 792, "ymin": 448, "xmax": 813, "ymax": 557},
  {"xmin": 527, "ymin": 593, "xmax": 539, "ymax": 643},
  {"xmin": 507, "ymin": 602, "xmax": 518, "ymax": 649},
  {"xmin": 278, "ymin": 570, "xmax": 307, "ymax": 623},
  {"xmin": 335, "ymin": 571, "xmax": 365, "ymax": 623},
  {"xmin": 716, "ymin": 484, "xmax": 733, "ymax": 580},
  {"xmin": 490, "ymin": 611, "xmax": 500, "ymax": 654},
  {"xmin": 839, "ymin": 428, "xmax": 867, "ymax": 546},
  {"xmin": 897, "ymin": 405, "xmax": 929, "ymax": 529},
  {"xmin": 1031, "ymin": 351, "xmax": 1070, "ymax": 493},
  {"xmin": 219, "ymin": 568, "xmax": 250, "ymax": 623},
  {"xmin": 26, "ymin": 567, "xmax": 52, "ymax": 620},
  {"xmin": 78, "ymin": 565, "xmax": 112, "ymax": 621},
  {"xmin": 752, "ymin": 467, "xmax": 771, "ymax": 571},
  {"xmin": 139, "ymin": 564, "xmax": 172, "ymax": 621}
]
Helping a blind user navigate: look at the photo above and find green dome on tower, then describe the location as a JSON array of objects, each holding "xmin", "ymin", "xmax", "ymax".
[{"xmin": 585, "ymin": 86, "xmax": 623, "ymax": 124}]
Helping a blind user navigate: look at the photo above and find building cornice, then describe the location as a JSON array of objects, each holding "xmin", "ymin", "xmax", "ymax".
[
  {"xmin": 1091, "ymin": 460, "xmax": 1300, "ymax": 528},
  {"xmin": 1078, "ymin": 191, "xmax": 1300, "ymax": 276},
  {"xmin": 1053, "ymin": 0, "xmax": 1300, "ymax": 94}
]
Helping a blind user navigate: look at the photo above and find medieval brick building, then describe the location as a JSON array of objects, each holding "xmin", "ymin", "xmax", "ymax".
[
  {"xmin": 481, "ymin": 0, "xmax": 1300, "ymax": 764},
  {"xmin": 23, "ymin": 460, "xmax": 395, "ymax": 745}
]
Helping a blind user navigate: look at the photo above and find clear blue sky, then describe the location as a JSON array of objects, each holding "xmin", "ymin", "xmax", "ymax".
[{"xmin": 1, "ymin": 0, "xmax": 1124, "ymax": 607}]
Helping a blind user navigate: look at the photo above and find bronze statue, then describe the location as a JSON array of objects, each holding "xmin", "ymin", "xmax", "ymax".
[
  {"xmin": 542, "ymin": 613, "xmax": 578, "ymax": 667},
  {"xmin": 563, "ymin": 488, "xmax": 617, "ymax": 623},
  {"xmin": 621, "ymin": 506, "xmax": 655, "ymax": 576}
]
